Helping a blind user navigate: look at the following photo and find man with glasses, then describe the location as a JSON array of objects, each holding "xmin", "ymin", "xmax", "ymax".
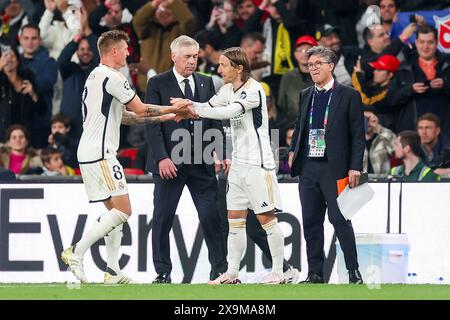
[
  {"xmin": 288, "ymin": 46, "xmax": 365, "ymax": 284},
  {"xmin": 278, "ymin": 35, "xmax": 316, "ymax": 126}
]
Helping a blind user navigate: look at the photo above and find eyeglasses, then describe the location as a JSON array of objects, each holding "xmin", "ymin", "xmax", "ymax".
[{"xmin": 307, "ymin": 61, "xmax": 331, "ymax": 70}]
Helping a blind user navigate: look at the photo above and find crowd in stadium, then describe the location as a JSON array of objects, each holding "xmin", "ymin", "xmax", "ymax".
[{"xmin": 0, "ymin": 0, "xmax": 449, "ymax": 180}]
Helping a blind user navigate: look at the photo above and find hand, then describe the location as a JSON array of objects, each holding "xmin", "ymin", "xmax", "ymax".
[
  {"xmin": 216, "ymin": 8, "xmax": 227, "ymax": 27},
  {"xmin": 174, "ymin": 106, "xmax": 198, "ymax": 122},
  {"xmin": 353, "ymin": 56, "xmax": 362, "ymax": 73},
  {"xmin": 21, "ymin": 80, "xmax": 38, "ymax": 102},
  {"xmin": 44, "ymin": 0, "xmax": 57, "ymax": 12},
  {"xmin": 221, "ymin": 158, "xmax": 231, "ymax": 175},
  {"xmin": 170, "ymin": 97, "xmax": 192, "ymax": 107},
  {"xmin": 415, "ymin": 14, "xmax": 426, "ymax": 26},
  {"xmin": 399, "ymin": 23, "xmax": 416, "ymax": 42},
  {"xmin": 412, "ymin": 82, "xmax": 429, "ymax": 94},
  {"xmin": 48, "ymin": 133, "xmax": 55, "ymax": 145},
  {"xmin": 288, "ymin": 151, "xmax": 294, "ymax": 168},
  {"xmin": 158, "ymin": 158, "xmax": 178, "ymax": 179},
  {"xmin": 80, "ymin": 6, "xmax": 91, "ymax": 36},
  {"xmin": 260, "ymin": 0, "xmax": 270, "ymax": 10},
  {"xmin": 208, "ymin": 7, "xmax": 220, "ymax": 26},
  {"xmin": 0, "ymin": 52, "xmax": 8, "ymax": 72},
  {"xmin": 20, "ymin": 80, "xmax": 34, "ymax": 95},
  {"xmin": 170, "ymin": 97, "xmax": 196, "ymax": 118},
  {"xmin": 348, "ymin": 170, "xmax": 361, "ymax": 188},
  {"xmin": 430, "ymin": 78, "xmax": 444, "ymax": 90},
  {"xmin": 56, "ymin": 0, "xmax": 68, "ymax": 13}
]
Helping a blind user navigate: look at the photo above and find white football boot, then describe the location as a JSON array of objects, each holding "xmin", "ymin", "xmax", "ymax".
[
  {"xmin": 208, "ymin": 273, "xmax": 242, "ymax": 285},
  {"xmin": 260, "ymin": 271, "xmax": 286, "ymax": 285},
  {"xmin": 104, "ymin": 269, "xmax": 139, "ymax": 285},
  {"xmin": 61, "ymin": 246, "xmax": 88, "ymax": 283},
  {"xmin": 284, "ymin": 266, "xmax": 300, "ymax": 284}
]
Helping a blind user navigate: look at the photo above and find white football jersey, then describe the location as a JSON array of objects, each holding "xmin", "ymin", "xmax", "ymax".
[
  {"xmin": 209, "ymin": 78, "xmax": 275, "ymax": 169},
  {"xmin": 77, "ymin": 64, "xmax": 136, "ymax": 163}
]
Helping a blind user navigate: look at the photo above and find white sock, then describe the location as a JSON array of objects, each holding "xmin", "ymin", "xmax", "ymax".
[
  {"xmin": 262, "ymin": 218, "xmax": 284, "ymax": 276},
  {"xmin": 74, "ymin": 208, "xmax": 128, "ymax": 257},
  {"xmin": 226, "ymin": 218, "xmax": 247, "ymax": 276},
  {"xmin": 105, "ymin": 224, "xmax": 123, "ymax": 275}
]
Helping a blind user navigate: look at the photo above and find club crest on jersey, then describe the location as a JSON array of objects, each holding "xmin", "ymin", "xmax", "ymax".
[{"xmin": 240, "ymin": 91, "xmax": 247, "ymax": 99}]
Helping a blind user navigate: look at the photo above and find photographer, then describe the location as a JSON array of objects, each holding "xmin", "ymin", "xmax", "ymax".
[{"xmin": 0, "ymin": 47, "xmax": 47, "ymax": 146}]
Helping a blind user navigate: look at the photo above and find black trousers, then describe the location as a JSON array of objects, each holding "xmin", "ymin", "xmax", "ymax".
[
  {"xmin": 152, "ymin": 164, "xmax": 227, "ymax": 279},
  {"xmin": 298, "ymin": 158, "xmax": 359, "ymax": 276},
  {"xmin": 217, "ymin": 174, "xmax": 290, "ymax": 272}
]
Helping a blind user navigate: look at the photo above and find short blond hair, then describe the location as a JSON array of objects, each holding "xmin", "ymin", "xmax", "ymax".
[{"xmin": 97, "ymin": 30, "xmax": 129, "ymax": 57}]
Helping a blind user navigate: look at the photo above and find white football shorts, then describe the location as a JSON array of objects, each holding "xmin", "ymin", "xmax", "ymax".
[
  {"xmin": 79, "ymin": 158, "xmax": 128, "ymax": 203},
  {"xmin": 226, "ymin": 163, "xmax": 282, "ymax": 214}
]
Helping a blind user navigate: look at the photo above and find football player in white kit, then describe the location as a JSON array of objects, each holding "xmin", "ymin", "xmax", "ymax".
[
  {"xmin": 61, "ymin": 30, "xmax": 184, "ymax": 284},
  {"xmin": 172, "ymin": 47, "xmax": 286, "ymax": 284}
]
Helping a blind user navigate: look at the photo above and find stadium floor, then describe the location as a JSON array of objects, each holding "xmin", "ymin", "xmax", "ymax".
[{"xmin": 0, "ymin": 284, "xmax": 449, "ymax": 300}]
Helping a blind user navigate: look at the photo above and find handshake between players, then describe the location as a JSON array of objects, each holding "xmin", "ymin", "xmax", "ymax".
[{"xmin": 169, "ymin": 98, "xmax": 198, "ymax": 122}]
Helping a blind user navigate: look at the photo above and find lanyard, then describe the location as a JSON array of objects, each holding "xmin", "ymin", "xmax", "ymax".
[{"xmin": 309, "ymin": 88, "xmax": 333, "ymax": 129}]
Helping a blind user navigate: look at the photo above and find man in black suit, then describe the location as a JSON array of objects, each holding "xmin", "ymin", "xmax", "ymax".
[
  {"xmin": 144, "ymin": 35, "xmax": 227, "ymax": 283},
  {"xmin": 288, "ymin": 46, "xmax": 365, "ymax": 284}
]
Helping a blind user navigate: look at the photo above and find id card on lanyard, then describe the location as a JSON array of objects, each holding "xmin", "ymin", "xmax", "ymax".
[{"xmin": 308, "ymin": 88, "xmax": 333, "ymax": 158}]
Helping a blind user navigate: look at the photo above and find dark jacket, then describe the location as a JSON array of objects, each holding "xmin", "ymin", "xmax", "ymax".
[
  {"xmin": 57, "ymin": 34, "xmax": 99, "ymax": 140},
  {"xmin": 0, "ymin": 69, "xmax": 47, "ymax": 142},
  {"xmin": 404, "ymin": 50, "xmax": 450, "ymax": 132},
  {"xmin": 20, "ymin": 47, "xmax": 57, "ymax": 130},
  {"xmin": 290, "ymin": 82, "xmax": 365, "ymax": 179},
  {"xmin": 296, "ymin": 0, "xmax": 359, "ymax": 46},
  {"xmin": 88, "ymin": 3, "xmax": 140, "ymax": 64},
  {"xmin": 144, "ymin": 70, "xmax": 226, "ymax": 176},
  {"xmin": 351, "ymin": 65, "xmax": 416, "ymax": 133}
]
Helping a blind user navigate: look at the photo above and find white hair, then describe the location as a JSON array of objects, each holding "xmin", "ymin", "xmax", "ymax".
[{"xmin": 170, "ymin": 35, "xmax": 199, "ymax": 54}]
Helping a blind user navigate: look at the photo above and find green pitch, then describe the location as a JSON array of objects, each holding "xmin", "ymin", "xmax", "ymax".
[{"xmin": 0, "ymin": 284, "xmax": 449, "ymax": 300}]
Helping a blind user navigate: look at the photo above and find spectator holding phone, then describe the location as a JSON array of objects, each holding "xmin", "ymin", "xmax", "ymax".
[
  {"xmin": 352, "ymin": 54, "xmax": 411, "ymax": 132},
  {"xmin": 0, "ymin": 47, "xmax": 47, "ymax": 145}
]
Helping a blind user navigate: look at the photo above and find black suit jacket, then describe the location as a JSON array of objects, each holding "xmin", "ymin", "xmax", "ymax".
[
  {"xmin": 144, "ymin": 70, "xmax": 225, "ymax": 176},
  {"xmin": 290, "ymin": 82, "xmax": 365, "ymax": 180}
]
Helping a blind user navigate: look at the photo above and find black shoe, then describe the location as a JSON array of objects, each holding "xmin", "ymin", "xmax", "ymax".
[
  {"xmin": 152, "ymin": 273, "xmax": 171, "ymax": 284},
  {"xmin": 349, "ymin": 269, "xmax": 363, "ymax": 284},
  {"xmin": 299, "ymin": 273, "xmax": 324, "ymax": 284}
]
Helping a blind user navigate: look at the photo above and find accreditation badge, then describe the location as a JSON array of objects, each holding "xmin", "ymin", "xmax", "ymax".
[{"xmin": 308, "ymin": 129, "xmax": 326, "ymax": 157}]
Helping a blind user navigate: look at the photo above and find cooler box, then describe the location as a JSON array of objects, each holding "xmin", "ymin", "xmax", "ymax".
[{"xmin": 336, "ymin": 233, "xmax": 409, "ymax": 284}]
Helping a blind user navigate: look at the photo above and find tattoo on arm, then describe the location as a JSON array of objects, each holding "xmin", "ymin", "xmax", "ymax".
[
  {"xmin": 121, "ymin": 107, "xmax": 162, "ymax": 125},
  {"xmin": 144, "ymin": 105, "xmax": 163, "ymax": 117}
]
